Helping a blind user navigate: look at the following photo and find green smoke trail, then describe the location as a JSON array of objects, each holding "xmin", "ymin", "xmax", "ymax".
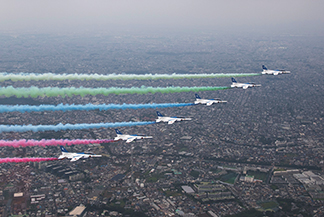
[
  {"xmin": 0, "ymin": 85, "xmax": 230, "ymax": 98},
  {"xmin": 0, "ymin": 72, "xmax": 261, "ymax": 82}
]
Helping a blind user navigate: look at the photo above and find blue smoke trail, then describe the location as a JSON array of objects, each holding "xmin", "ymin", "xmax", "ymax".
[
  {"xmin": 0, "ymin": 121, "xmax": 156, "ymax": 133},
  {"xmin": 0, "ymin": 103, "xmax": 194, "ymax": 113}
]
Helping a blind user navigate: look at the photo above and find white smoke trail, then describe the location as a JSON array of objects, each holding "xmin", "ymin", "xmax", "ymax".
[{"xmin": 0, "ymin": 72, "xmax": 261, "ymax": 82}]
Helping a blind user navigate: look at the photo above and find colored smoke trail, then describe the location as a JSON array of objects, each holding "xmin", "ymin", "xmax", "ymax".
[
  {"xmin": 0, "ymin": 103, "xmax": 194, "ymax": 113},
  {"xmin": 0, "ymin": 72, "xmax": 261, "ymax": 82},
  {"xmin": 0, "ymin": 157, "xmax": 58, "ymax": 164},
  {"xmin": 0, "ymin": 121, "xmax": 155, "ymax": 133},
  {"xmin": 0, "ymin": 86, "xmax": 230, "ymax": 98},
  {"xmin": 0, "ymin": 139, "xmax": 115, "ymax": 148}
]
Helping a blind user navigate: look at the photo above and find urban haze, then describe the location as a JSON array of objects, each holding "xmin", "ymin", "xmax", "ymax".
[{"xmin": 0, "ymin": 1, "xmax": 324, "ymax": 217}]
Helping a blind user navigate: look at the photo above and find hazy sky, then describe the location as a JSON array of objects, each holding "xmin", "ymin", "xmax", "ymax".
[{"xmin": 0, "ymin": 0, "xmax": 323, "ymax": 33}]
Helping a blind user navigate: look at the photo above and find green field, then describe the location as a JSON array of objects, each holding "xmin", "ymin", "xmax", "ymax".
[
  {"xmin": 210, "ymin": 168, "xmax": 223, "ymax": 174},
  {"xmin": 146, "ymin": 173, "xmax": 164, "ymax": 182},
  {"xmin": 247, "ymin": 171, "xmax": 268, "ymax": 182},
  {"xmin": 219, "ymin": 172, "xmax": 238, "ymax": 184},
  {"xmin": 258, "ymin": 201, "xmax": 278, "ymax": 210},
  {"xmin": 163, "ymin": 190, "xmax": 182, "ymax": 197},
  {"xmin": 190, "ymin": 170, "xmax": 200, "ymax": 178}
]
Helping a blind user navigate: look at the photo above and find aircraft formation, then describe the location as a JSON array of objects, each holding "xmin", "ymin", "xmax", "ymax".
[
  {"xmin": 0, "ymin": 65, "xmax": 290, "ymax": 162},
  {"xmin": 230, "ymin": 77, "xmax": 261, "ymax": 89},
  {"xmin": 58, "ymin": 146, "xmax": 102, "ymax": 162},
  {"xmin": 261, "ymin": 65, "xmax": 291, "ymax": 76},
  {"xmin": 114, "ymin": 129, "xmax": 153, "ymax": 143},
  {"xmin": 155, "ymin": 111, "xmax": 192, "ymax": 125},
  {"xmin": 194, "ymin": 93, "xmax": 227, "ymax": 106}
]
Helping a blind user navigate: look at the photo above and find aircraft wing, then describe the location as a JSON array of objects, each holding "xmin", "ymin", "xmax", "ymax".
[
  {"xmin": 70, "ymin": 155, "xmax": 83, "ymax": 162},
  {"xmin": 91, "ymin": 154, "xmax": 102, "ymax": 158},
  {"xmin": 126, "ymin": 137, "xmax": 136, "ymax": 143},
  {"xmin": 206, "ymin": 101, "xmax": 213, "ymax": 106},
  {"xmin": 243, "ymin": 85, "xmax": 249, "ymax": 89},
  {"xmin": 168, "ymin": 119, "xmax": 176, "ymax": 124}
]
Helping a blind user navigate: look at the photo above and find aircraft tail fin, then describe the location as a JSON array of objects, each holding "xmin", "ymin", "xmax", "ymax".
[
  {"xmin": 156, "ymin": 111, "xmax": 163, "ymax": 117},
  {"xmin": 60, "ymin": 146, "xmax": 68, "ymax": 153},
  {"xmin": 115, "ymin": 129, "xmax": 122, "ymax": 135},
  {"xmin": 231, "ymin": 77, "xmax": 237, "ymax": 83},
  {"xmin": 262, "ymin": 65, "xmax": 267, "ymax": 70},
  {"xmin": 195, "ymin": 93, "xmax": 201, "ymax": 99}
]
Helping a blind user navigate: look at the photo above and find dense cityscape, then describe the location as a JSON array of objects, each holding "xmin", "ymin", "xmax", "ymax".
[{"xmin": 0, "ymin": 31, "xmax": 324, "ymax": 217}]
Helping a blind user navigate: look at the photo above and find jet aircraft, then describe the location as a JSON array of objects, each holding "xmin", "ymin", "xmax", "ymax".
[
  {"xmin": 231, "ymin": 77, "xmax": 261, "ymax": 89},
  {"xmin": 156, "ymin": 111, "xmax": 192, "ymax": 124},
  {"xmin": 58, "ymin": 146, "xmax": 102, "ymax": 162},
  {"xmin": 262, "ymin": 65, "xmax": 290, "ymax": 75},
  {"xmin": 194, "ymin": 93, "xmax": 227, "ymax": 106},
  {"xmin": 114, "ymin": 129, "xmax": 153, "ymax": 143}
]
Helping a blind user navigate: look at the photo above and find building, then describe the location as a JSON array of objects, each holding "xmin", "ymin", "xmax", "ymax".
[{"xmin": 68, "ymin": 204, "xmax": 86, "ymax": 217}]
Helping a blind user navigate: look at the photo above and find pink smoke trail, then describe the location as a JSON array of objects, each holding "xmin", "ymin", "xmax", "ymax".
[
  {"xmin": 0, "ymin": 139, "xmax": 115, "ymax": 148},
  {"xmin": 0, "ymin": 157, "xmax": 58, "ymax": 164}
]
